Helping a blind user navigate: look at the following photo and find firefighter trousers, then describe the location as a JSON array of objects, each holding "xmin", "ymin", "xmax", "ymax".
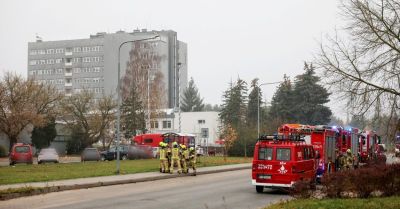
[
  {"xmin": 170, "ymin": 158, "xmax": 181, "ymax": 174},
  {"xmin": 160, "ymin": 159, "xmax": 168, "ymax": 172},
  {"xmin": 181, "ymin": 159, "xmax": 189, "ymax": 173},
  {"xmin": 190, "ymin": 159, "xmax": 196, "ymax": 174}
]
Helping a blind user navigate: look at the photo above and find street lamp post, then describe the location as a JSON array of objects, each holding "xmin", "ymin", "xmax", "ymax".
[
  {"xmin": 177, "ymin": 62, "xmax": 182, "ymax": 133},
  {"xmin": 147, "ymin": 66, "xmax": 151, "ymax": 133},
  {"xmin": 257, "ymin": 82, "xmax": 281, "ymax": 138},
  {"xmin": 116, "ymin": 35, "xmax": 160, "ymax": 174}
]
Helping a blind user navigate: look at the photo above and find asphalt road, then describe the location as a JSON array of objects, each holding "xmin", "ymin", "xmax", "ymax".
[{"xmin": 0, "ymin": 169, "xmax": 289, "ymax": 209}]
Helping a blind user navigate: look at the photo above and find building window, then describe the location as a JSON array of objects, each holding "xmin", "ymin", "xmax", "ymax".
[
  {"xmin": 38, "ymin": 50, "xmax": 45, "ymax": 55},
  {"xmin": 150, "ymin": 121, "xmax": 159, "ymax": 129},
  {"xmin": 56, "ymin": 68, "xmax": 63, "ymax": 74},
  {"xmin": 46, "ymin": 49, "xmax": 54, "ymax": 54},
  {"xmin": 55, "ymin": 48, "xmax": 64, "ymax": 54},
  {"xmin": 73, "ymin": 57, "xmax": 81, "ymax": 63},
  {"xmin": 55, "ymin": 58, "xmax": 63, "ymax": 64},
  {"xmin": 73, "ymin": 68, "xmax": 81, "ymax": 73},
  {"xmin": 198, "ymin": 120, "xmax": 205, "ymax": 124},
  {"xmin": 29, "ymin": 50, "xmax": 37, "ymax": 55},
  {"xmin": 46, "ymin": 59, "xmax": 54, "ymax": 64},
  {"xmin": 73, "ymin": 47, "xmax": 81, "ymax": 53},
  {"xmin": 29, "ymin": 60, "xmax": 37, "ymax": 65},
  {"xmin": 162, "ymin": 120, "xmax": 172, "ymax": 129}
]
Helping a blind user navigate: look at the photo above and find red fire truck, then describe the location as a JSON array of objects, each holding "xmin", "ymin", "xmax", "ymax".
[
  {"xmin": 359, "ymin": 131, "xmax": 381, "ymax": 162},
  {"xmin": 252, "ymin": 134, "xmax": 316, "ymax": 193},
  {"xmin": 133, "ymin": 132, "xmax": 196, "ymax": 157}
]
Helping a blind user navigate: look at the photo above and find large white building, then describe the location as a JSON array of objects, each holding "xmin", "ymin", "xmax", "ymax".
[
  {"xmin": 27, "ymin": 29, "xmax": 187, "ymax": 108},
  {"xmin": 149, "ymin": 111, "xmax": 221, "ymax": 146}
]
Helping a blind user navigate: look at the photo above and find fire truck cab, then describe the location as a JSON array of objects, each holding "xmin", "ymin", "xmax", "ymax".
[
  {"xmin": 252, "ymin": 135, "xmax": 316, "ymax": 193},
  {"xmin": 359, "ymin": 131, "xmax": 379, "ymax": 162}
]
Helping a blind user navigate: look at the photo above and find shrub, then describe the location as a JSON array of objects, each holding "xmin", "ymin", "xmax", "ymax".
[
  {"xmin": 349, "ymin": 164, "xmax": 384, "ymax": 198},
  {"xmin": 0, "ymin": 145, "xmax": 7, "ymax": 157},
  {"xmin": 290, "ymin": 179, "xmax": 315, "ymax": 198},
  {"xmin": 322, "ymin": 171, "xmax": 352, "ymax": 198},
  {"xmin": 380, "ymin": 163, "xmax": 400, "ymax": 196}
]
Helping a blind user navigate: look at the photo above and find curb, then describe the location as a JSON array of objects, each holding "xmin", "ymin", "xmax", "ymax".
[{"xmin": 0, "ymin": 164, "xmax": 251, "ymax": 201}]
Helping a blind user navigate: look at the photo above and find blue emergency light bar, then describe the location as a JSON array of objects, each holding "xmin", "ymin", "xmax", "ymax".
[{"xmin": 258, "ymin": 134, "xmax": 305, "ymax": 141}]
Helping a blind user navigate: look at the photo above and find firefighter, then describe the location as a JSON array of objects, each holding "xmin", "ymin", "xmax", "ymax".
[
  {"xmin": 344, "ymin": 149, "xmax": 354, "ymax": 170},
  {"xmin": 181, "ymin": 144, "xmax": 189, "ymax": 173},
  {"xmin": 338, "ymin": 152, "xmax": 346, "ymax": 170},
  {"xmin": 189, "ymin": 147, "xmax": 197, "ymax": 176},
  {"xmin": 170, "ymin": 142, "xmax": 182, "ymax": 174},
  {"xmin": 166, "ymin": 142, "xmax": 172, "ymax": 173},
  {"xmin": 158, "ymin": 142, "xmax": 168, "ymax": 173}
]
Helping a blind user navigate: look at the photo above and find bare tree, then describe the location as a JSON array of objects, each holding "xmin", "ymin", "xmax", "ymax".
[
  {"xmin": 0, "ymin": 72, "xmax": 62, "ymax": 149},
  {"xmin": 122, "ymin": 41, "xmax": 167, "ymax": 132},
  {"xmin": 316, "ymin": 0, "xmax": 400, "ymax": 141},
  {"xmin": 60, "ymin": 90, "xmax": 116, "ymax": 150},
  {"xmin": 220, "ymin": 123, "xmax": 238, "ymax": 161}
]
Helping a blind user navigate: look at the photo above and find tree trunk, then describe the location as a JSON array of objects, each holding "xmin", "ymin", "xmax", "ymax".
[{"xmin": 8, "ymin": 135, "xmax": 18, "ymax": 152}]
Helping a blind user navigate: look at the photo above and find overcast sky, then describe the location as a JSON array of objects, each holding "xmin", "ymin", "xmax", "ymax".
[{"xmin": 0, "ymin": 0, "xmax": 346, "ymax": 117}]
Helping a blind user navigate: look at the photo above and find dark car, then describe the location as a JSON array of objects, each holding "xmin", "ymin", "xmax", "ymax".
[
  {"xmin": 81, "ymin": 148, "xmax": 100, "ymax": 162},
  {"xmin": 100, "ymin": 145, "xmax": 129, "ymax": 161},
  {"xmin": 127, "ymin": 145, "xmax": 153, "ymax": 160},
  {"xmin": 9, "ymin": 143, "xmax": 34, "ymax": 165}
]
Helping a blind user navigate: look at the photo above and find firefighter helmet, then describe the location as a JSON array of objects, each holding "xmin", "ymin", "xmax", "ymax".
[
  {"xmin": 346, "ymin": 149, "xmax": 352, "ymax": 154},
  {"xmin": 181, "ymin": 145, "xmax": 186, "ymax": 149},
  {"xmin": 189, "ymin": 147, "xmax": 194, "ymax": 151}
]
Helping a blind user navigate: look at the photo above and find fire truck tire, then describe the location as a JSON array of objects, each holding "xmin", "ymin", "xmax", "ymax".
[{"xmin": 256, "ymin": 186, "xmax": 264, "ymax": 193}]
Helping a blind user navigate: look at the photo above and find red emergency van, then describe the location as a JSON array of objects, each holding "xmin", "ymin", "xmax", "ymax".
[
  {"xmin": 133, "ymin": 132, "xmax": 195, "ymax": 147},
  {"xmin": 252, "ymin": 135, "xmax": 316, "ymax": 193}
]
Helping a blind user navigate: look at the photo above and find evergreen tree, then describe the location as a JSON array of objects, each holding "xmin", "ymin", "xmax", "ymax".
[
  {"xmin": 292, "ymin": 62, "xmax": 332, "ymax": 124},
  {"xmin": 269, "ymin": 74, "xmax": 295, "ymax": 124},
  {"xmin": 31, "ymin": 118, "xmax": 57, "ymax": 149},
  {"xmin": 219, "ymin": 78, "xmax": 248, "ymax": 128},
  {"xmin": 121, "ymin": 85, "xmax": 146, "ymax": 137},
  {"xmin": 219, "ymin": 78, "xmax": 248, "ymax": 157},
  {"xmin": 180, "ymin": 77, "xmax": 205, "ymax": 112},
  {"xmin": 247, "ymin": 78, "xmax": 262, "ymax": 126}
]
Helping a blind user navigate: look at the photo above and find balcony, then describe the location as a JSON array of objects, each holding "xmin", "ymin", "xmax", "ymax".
[
  {"xmin": 65, "ymin": 72, "xmax": 72, "ymax": 77},
  {"xmin": 64, "ymin": 83, "xmax": 72, "ymax": 87},
  {"xmin": 65, "ymin": 62, "xmax": 72, "ymax": 67},
  {"xmin": 65, "ymin": 51, "xmax": 72, "ymax": 56}
]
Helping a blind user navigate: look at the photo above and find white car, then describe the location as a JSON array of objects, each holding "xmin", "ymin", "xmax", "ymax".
[{"xmin": 38, "ymin": 148, "xmax": 60, "ymax": 164}]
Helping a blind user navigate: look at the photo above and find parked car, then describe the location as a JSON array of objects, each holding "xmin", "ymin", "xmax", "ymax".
[
  {"xmin": 9, "ymin": 143, "xmax": 33, "ymax": 165},
  {"xmin": 81, "ymin": 148, "xmax": 100, "ymax": 162},
  {"xmin": 38, "ymin": 148, "xmax": 59, "ymax": 164},
  {"xmin": 127, "ymin": 145, "xmax": 153, "ymax": 160},
  {"xmin": 100, "ymin": 145, "xmax": 129, "ymax": 161}
]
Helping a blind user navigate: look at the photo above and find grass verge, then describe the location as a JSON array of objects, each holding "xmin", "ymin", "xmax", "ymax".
[
  {"xmin": 0, "ymin": 156, "xmax": 251, "ymax": 185},
  {"xmin": 264, "ymin": 196, "xmax": 400, "ymax": 209}
]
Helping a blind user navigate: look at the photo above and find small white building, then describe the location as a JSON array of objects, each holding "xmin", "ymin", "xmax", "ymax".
[{"xmin": 149, "ymin": 110, "xmax": 221, "ymax": 146}]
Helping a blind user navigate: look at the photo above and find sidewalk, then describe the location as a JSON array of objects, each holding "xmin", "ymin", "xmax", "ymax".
[{"xmin": 0, "ymin": 163, "xmax": 251, "ymax": 200}]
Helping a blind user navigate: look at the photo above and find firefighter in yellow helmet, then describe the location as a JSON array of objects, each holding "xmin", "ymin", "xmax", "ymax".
[
  {"xmin": 189, "ymin": 147, "xmax": 197, "ymax": 176},
  {"xmin": 181, "ymin": 144, "xmax": 189, "ymax": 173},
  {"xmin": 170, "ymin": 142, "xmax": 182, "ymax": 174},
  {"xmin": 344, "ymin": 149, "xmax": 354, "ymax": 170},
  {"xmin": 158, "ymin": 142, "xmax": 168, "ymax": 173}
]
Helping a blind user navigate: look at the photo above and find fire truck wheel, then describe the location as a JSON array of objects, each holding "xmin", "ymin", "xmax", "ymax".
[{"xmin": 256, "ymin": 186, "xmax": 264, "ymax": 193}]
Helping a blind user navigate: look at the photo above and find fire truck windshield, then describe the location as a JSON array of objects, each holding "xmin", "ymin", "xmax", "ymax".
[
  {"xmin": 276, "ymin": 148, "xmax": 291, "ymax": 161},
  {"xmin": 258, "ymin": 147, "xmax": 273, "ymax": 160}
]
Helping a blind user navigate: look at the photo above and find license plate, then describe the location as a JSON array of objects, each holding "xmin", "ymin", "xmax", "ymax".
[{"xmin": 258, "ymin": 174, "xmax": 271, "ymax": 180}]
